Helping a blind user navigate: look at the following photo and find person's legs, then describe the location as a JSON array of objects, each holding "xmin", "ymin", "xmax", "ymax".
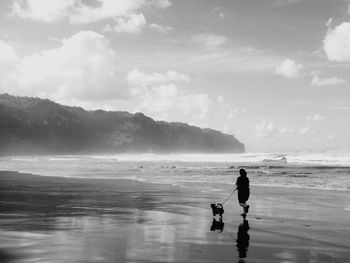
[
  {"xmin": 239, "ymin": 191, "xmax": 250, "ymax": 214},
  {"xmin": 239, "ymin": 202, "xmax": 246, "ymax": 214},
  {"xmin": 244, "ymin": 204, "xmax": 249, "ymax": 213},
  {"xmin": 239, "ymin": 202, "xmax": 249, "ymax": 214}
]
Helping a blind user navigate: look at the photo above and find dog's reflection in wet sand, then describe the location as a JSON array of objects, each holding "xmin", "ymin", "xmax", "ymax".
[{"xmin": 210, "ymin": 217, "xmax": 224, "ymax": 233}]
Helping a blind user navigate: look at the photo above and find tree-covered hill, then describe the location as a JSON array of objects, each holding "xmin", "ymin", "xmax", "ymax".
[{"xmin": 0, "ymin": 93, "xmax": 245, "ymax": 155}]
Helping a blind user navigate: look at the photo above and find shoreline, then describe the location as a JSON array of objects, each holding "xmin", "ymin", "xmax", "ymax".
[
  {"xmin": 1, "ymin": 168, "xmax": 349, "ymax": 193},
  {"xmin": 0, "ymin": 171, "xmax": 350, "ymax": 262}
]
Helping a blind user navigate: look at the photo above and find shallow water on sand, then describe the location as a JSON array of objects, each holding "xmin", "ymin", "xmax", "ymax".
[
  {"xmin": 1, "ymin": 153, "xmax": 350, "ymax": 191},
  {"xmin": 0, "ymin": 210, "xmax": 214, "ymax": 263},
  {"xmin": 1, "ymin": 153, "xmax": 350, "ymax": 262},
  {"xmin": 0, "ymin": 172, "xmax": 350, "ymax": 263}
]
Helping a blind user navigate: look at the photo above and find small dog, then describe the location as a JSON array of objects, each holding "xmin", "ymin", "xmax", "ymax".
[{"xmin": 211, "ymin": 203, "xmax": 224, "ymax": 217}]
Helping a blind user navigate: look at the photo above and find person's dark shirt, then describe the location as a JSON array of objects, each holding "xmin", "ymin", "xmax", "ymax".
[{"xmin": 236, "ymin": 176, "xmax": 249, "ymax": 190}]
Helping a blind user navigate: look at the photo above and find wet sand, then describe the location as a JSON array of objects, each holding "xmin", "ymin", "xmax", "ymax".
[{"xmin": 0, "ymin": 171, "xmax": 349, "ymax": 263}]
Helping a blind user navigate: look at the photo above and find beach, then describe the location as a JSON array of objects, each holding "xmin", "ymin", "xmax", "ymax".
[{"xmin": 0, "ymin": 171, "xmax": 349, "ymax": 263}]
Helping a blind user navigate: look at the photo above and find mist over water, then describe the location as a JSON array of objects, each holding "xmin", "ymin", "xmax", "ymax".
[{"xmin": 1, "ymin": 152, "xmax": 350, "ymax": 191}]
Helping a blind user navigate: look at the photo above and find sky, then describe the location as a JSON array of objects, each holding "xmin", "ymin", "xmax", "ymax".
[{"xmin": 1, "ymin": 0, "xmax": 350, "ymax": 152}]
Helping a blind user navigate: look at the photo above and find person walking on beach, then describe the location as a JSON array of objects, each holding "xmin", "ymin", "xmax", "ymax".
[{"xmin": 236, "ymin": 169, "xmax": 250, "ymax": 215}]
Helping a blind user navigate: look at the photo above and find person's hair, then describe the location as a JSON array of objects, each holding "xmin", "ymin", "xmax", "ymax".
[{"xmin": 239, "ymin": 168, "xmax": 247, "ymax": 176}]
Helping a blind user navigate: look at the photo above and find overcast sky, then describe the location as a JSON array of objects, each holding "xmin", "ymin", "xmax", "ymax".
[{"xmin": 1, "ymin": 0, "xmax": 350, "ymax": 152}]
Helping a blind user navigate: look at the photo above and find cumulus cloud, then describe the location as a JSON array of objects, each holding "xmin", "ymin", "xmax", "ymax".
[
  {"xmin": 299, "ymin": 126, "xmax": 317, "ymax": 136},
  {"xmin": 192, "ymin": 33, "xmax": 227, "ymax": 49},
  {"xmin": 0, "ymin": 31, "xmax": 125, "ymax": 102},
  {"xmin": 275, "ymin": 59, "xmax": 302, "ymax": 78},
  {"xmin": 127, "ymin": 68, "xmax": 190, "ymax": 87},
  {"xmin": 311, "ymin": 75, "xmax": 345, "ymax": 87},
  {"xmin": 215, "ymin": 95, "xmax": 247, "ymax": 134},
  {"xmin": 323, "ymin": 22, "xmax": 350, "ymax": 62},
  {"xmin": 217, "ymin": 95, "xmax": 247, "ymax": 118},
  {"xmin": 255, "ymin": 121, "xmax": 278, "ymax": 139},
  {"xmin": 327, "ymin": 133, "xmax": 336, "ymax": 140},
  {"xmin": 0, "ymin": 40, "xmax": 18, "ymax": 62},
  {"xmin": 128, "ymin": 68, "xmax": 210, "ymax": 121},
  {"xmin": 254, "ymin": 122, "xmax": 317, "ymax": 141},
  {"xmin": 149, "ymin": 23, "xmax": 173, "ymax": 33},
  {"xmin": 11, "ymin": 0, "xmax": 171, "ymax": 24},
  {"xmin": 273, "ymin": 0, "xmax": 302, "ymax": 6},
  {"xmin": 135, "ymin": 84, "xmax": 211, "ymax": 121},
  {"xmin": 217, "ymin": 95, "xmax": 224, "ymax": 104},
  {"xmin": 12, "ymin": 0, "xmax": 74, "ymax": 23},
  {"xmin": 138, "ymin": 83, "xmax": 178, "ymax": 119},
  {"xmin": 147, "ymin": 0, "xmax": 172, "ymax": 9},
  {"xmin": 104, "ymin": 13, "xmax": 146, "ymax": 34},
  {"xmin": 0, "ymin": 41, "xmax": 19, "ymax": 88},
  {"xmin": 177, "ymin": 93, "xmax": 212, "ymax": 120},
  {"xmin": 326, "ymin": 17, "xmax": 333, "ymax": 28},
  {"xmin": 300, "ymin": 126, "xmax": 311, "ymax": 134},
  {"xmin": 306, "ymin": 113, "xmax": 325, "ymax": 121},
  {"xmin": 255, "ymin": 121, "xmax": 295, "ymax": 139},
  {"xmin": 228, "ymin": 107, "xmax": 247, "ymax": 119}
]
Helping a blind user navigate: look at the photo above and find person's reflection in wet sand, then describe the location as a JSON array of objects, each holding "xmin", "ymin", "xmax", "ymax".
[
  {"xmin": 235, "ymin": 217, "xmax": 250, "ymax": 262},
  {"xmin": 0, "ymin": 248, "xmax": 18, "ymax": 263}
]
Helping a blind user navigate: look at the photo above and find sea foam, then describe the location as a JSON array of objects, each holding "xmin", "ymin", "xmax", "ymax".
[{"xmin": 1, "ymin": 152, "xmax": 350, "ymax": 191}]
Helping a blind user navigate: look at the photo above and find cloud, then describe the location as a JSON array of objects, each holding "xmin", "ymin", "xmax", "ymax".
[
  {"xmin": 326, "ymin": 17, "xmax": 333, "ymax": 28},
  {"xmin": 214, "ymin": 95, "xmax": 247, "ymax": 134},
  {"xmin": 300, "ymin": 126, "xmax": 311, "ymax": 134},
  {"xmin": 147, "ymin": 0, "xmax": 172, "ymax": 8},
  {"xmin": 306, "ymin": 113, "xmax": 325, "ymax": 121},
  {"xmin": 70, "ymin": 1, "xmax": 147, "ymax": 25},
  {"xmin": 217, "ymin": 95, "xmax": 246, "ymax": 119},
  {"xmin": 192, "ymin": 33, "xmax": 227, "ymax": 49},
  {"xmin": 0, "ymin": 41, "xmax": 19, "ymax": 88},
  {"xmin": 323, "ymin": 22, "xmax": 350, "ymax": 62},
  {"xmin": 0, "ymin": 31, "xmax": 125, "ymax": 102},
  {"xmin": 228, "ymin": 107, "xmax": 247, "ymax": 119},
  {"xmin": 255, "ymin": 121, "xmax": 275, "ymax": 138},
  {"xmin": 0, "ymin": 40, "xmax": 18, "ymax": 62},
  {"xmin": 177, "ymin": 93, "xmax": 212, "ymax": 120},
  {"xmin": 254, "ymin": 120, "xmax": 295, "ymax": 139},
  {"xmin": 273, "ymin": 0, "xmax": 302, "ymax": 6},
  {"xmin": 135, "ymin": 84, "xmax": 211, "ymax": 121},
  {"xmin": 104, "ymin": 13, "xmax": 146, "ymax": 34},
  {"xmin": 11, "ymin": 0, "xmax": 171, "ymax": 24},
  {"xmin": 149, "ymin": 23, "xmax": 173, "ymax": 33},
  {"xmin": 12, "ymin": 0, "xmax": 74, "ymax": 23},
  {"xmin": 127, "ymin": 68, "xmax": 190, "ymax": 87},
  {"xmin": 137, "ymin": 83, "xmax": 178, "ymax": 119},
  {"xmin": 128, "ymin": 68, "xmax": 210, "ymax": 121},
  {"xmin": 327, "ymin": 133, "xmax": 336, "ymax": 140},
  {"xmin": 311, "ymin": 75, "xmax": 345, "ymax": 87},
  {"xmin": 254, "ymin": 122, "xmax": 316, "ymax": 141},
  {"xmin": 275, "ymin": 59, "xmax": 302, "ymax": 78},
  {"xmin": 255, "ymin": 121, "xmax": 276, "ymax": 138}
]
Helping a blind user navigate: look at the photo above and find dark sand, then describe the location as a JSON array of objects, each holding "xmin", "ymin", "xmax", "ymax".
[{"xmin": 0, "ymin": 171, "xmax": 349, "ymax": 263}]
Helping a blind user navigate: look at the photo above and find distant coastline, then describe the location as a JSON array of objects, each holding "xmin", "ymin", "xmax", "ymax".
[{"xmin": 0, "ymin": 93, "xmax": 245, "ymax": 155}]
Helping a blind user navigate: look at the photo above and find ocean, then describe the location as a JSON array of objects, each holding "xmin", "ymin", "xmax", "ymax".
[{"xmin": 1, "ymin": 152, "xmax": 350, "ymax": 192}]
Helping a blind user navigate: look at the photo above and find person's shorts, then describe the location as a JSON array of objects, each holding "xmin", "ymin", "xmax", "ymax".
[{"xmin": 238, "ymin": 189, "xmax": 250, "ymax": 203}]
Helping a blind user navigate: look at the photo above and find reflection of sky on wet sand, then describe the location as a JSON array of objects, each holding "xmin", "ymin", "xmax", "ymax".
[
  {"xmin": 1, "ymin": 173, "xmax": 350, "ymax": 263},
  {"xmin": 0, "ymin": 172, "xmax": 231, "ymax": 262},
  {"xmin": 126, "ymin": 209, "xmax": 210, "ymax": 262},
  {"xmin": 0, "ymin": 207, "xmax": 213, "ymax": 263},
  {"xmin": 1, "ymin": 202, "xmax": 350, "ymax": 263}
]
